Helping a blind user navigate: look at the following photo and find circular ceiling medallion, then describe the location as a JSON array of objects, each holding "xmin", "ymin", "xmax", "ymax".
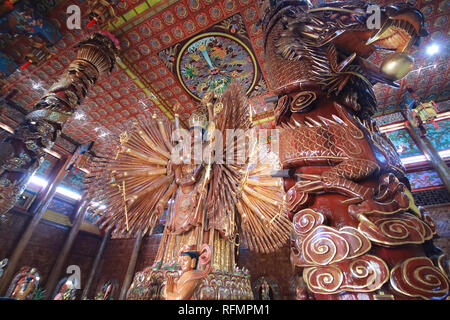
[{"xmin": 176, "ymin": 32, "xmax": 257, "ymax": 100}]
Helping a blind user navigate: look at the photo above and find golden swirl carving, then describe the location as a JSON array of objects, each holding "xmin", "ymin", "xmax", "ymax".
[
  {"xmin": 390, "ymin": 257, "xmax": 449, "ymax": 300},
  {"xmin": 340, "ymin": 227, "xmax": 371, "ymax": 257},
  {"xmin": 304, "ymin": 265, "xmax": 343, "ymax": 293},
  {"xmin": 358, "ymin": 213, "xmax": 433, "ymax": 246},
  {"xmin": 380, "ymin": 221, "xmax": 410, "ymax": 240},
  {"xmin": 293, "ymin": 209, "xmax": 326, "ymax": 239},
  {"xmin": 274, "ymin": 95, "xmax": 292, "ymax": 125},
  {"xmin": 293, "ymin": 225, "xmax": 371, "ymax": 267},
  {"xmin": 422, "ymin": 212, "xmax": 437, "ymax": 236},
  {"xmin": 290, "ymin": 91, "xmax": 317, "ymax": 112},
  {"xmin": 286, "ymin": 186, "xmax": 310, "ymax": 213},
  {"xmin": 304, "ymin": 254, "xmax": 389, "ymax": 294}
]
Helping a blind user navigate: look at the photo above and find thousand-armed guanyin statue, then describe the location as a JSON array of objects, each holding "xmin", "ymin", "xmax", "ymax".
[
  {"xmin": 86, "ymin": 81, "xmax": 291, "ymax": 300},
  {"xmin": 259, "ymin": 0, "xmax": 449, "ymax": 299}
]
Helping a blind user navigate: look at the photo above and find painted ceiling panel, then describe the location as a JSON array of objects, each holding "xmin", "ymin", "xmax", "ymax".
[
  {"xmin": 0, "ymin": 0, "xmax": 448, "ymax": 151},
  {"xmin": 423, "ymin": 119, "xmax": 450, "ymax": 151},
  {"xmin": 386, "ymin": 129, "xmax": 423, "ymax": 158},
  {"xmin": 406, "ymin": 170, "xmax": 444, "ymax": 190}
]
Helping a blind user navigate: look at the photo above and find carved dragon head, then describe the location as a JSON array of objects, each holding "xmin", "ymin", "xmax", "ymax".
[{"xmin": 259, "ymin": 0, "xmax": 427, "ymax": 116}]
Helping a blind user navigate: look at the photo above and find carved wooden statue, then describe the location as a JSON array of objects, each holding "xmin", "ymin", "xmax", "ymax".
[
  {"xmin": 259, "ymin": 0, "xmax": 449, "ymax": 299},
  {"xmin": 162, "ymin": 244, "xmax": 211, "ymax": 300},
  {"xmin": 8, "ymin": 266, "xmax": 39, "ymax": 300},
  {"xmin": 87, "ymin": 81, "xmax": 286, "ymax": 299}
]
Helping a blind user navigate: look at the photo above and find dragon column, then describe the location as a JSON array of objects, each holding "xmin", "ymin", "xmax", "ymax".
[
  {"xmin": 260, "ymin": 0, "xmax": 449, "ymax": 300},
  {"xmin": 0, "ymin": 32, "xmax": 118, "ymax": 213}
]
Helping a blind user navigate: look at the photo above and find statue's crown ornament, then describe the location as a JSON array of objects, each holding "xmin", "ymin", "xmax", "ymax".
[
  {"xmin": 179, "ymin": 244, "xmax": 198, "ymax": 255},
  {"xmin": 188, "ymin": 106, "xmax": 208, "ymax": 130}
]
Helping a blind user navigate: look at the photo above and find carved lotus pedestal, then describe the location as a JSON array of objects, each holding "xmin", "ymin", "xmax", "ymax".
[{"xmin": 126, "ymin": 268, "xmax": 253, "ymax": 300}]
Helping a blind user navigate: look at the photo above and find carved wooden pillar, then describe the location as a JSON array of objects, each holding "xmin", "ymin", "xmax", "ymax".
[
  {"xmin": 44, "ymin": 198, "xmax": 89, "ymax": 299},
  {"xmin": 119, "ymin": 230, "xmax": 143, "ymax": 300},
  {"xmin": 0, "ymin": 32, "xmax": 118, "ymax": 214},
  {"xmin": 260, "ymin": 0, "xmax": 449, "ymax": 300},
  {"xmin": 81, "ymin": 229, "xmax": 111, "ymax": 300},
  {"xmin": 0, "ymin": 156, "xmax": 69, "ymax": 296}
]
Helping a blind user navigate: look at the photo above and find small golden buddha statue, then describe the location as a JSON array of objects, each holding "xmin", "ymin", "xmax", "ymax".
[{"xmin": 162, "ymin": 244, "xmax": 211, "ymax": 300}]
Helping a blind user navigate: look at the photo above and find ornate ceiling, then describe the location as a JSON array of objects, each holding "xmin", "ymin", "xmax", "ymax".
[{"xmin": 0, "ymin": 0, "xmax": 448, "ymax": 154}]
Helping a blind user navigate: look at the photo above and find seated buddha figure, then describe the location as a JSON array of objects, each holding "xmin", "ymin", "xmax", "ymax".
[{"xmin": 162, "ymin": 245, "xmax": 211, "ymax": 300}]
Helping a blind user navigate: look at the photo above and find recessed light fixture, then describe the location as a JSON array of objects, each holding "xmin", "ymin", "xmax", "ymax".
[
  {"xmin": 28, "ymin": 175, "xmax": 82, "ymax": 200},
  {"xmin": 426, "ymin": 43, "xmax": 439, "ymax": 56},
  {"xmin": 401, "ymin": 149, "xmax": 450, "ymax": 165},
  {"xmin": 56, "ymin": 186, "xmax": 82, "ymax": 200}
]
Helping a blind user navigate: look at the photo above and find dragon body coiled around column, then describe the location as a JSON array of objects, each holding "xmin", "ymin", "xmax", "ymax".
[
  {"xmin": 259, "ymin": 0, "xmax": 449, "ymax": 299},
  {"xmin": 0, "ymin": 32, "xmax": 118, "ymax": 213}
]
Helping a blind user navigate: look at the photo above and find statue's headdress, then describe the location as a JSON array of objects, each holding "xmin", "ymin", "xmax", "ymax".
[{"xmin": 188, "ymin": 106, "xmax": 208, "ymax": 130}]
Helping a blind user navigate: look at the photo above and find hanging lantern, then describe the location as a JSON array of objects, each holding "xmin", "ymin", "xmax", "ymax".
[
  {"xmin": 412, "ymin": 101, "xmax": 439, "ymax": 129},
  {"xmin": 87, "ymin": 0, "xmax": 120, "ymax": 28}
]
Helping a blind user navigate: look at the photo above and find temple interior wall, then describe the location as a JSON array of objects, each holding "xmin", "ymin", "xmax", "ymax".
[{"xmin": 1, "ymin": 202, "xmax": 448, "ymax": 299}]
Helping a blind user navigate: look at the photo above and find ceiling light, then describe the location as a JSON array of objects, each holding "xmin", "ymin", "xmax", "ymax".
[
  {"xmin": 43, "ymin": 148, "xmax": 62, "ymax": 159},
  {"xmin": 426, "ymin": 44, "xmax": 439, "ymax": 56},
  {"xmin": 28, "ymin": 175, "xmax": 82, "ymax": 200},
  {"xmin": 0, "ymin": 122, "xmax": 13, "ymax": 133},
  {"xmin": 56, "ymin": 186, "xmax": 82, "ymax": 200},
  {"xmin": 401, "ymin": 154, "xmax": 428, "ymax": 165},
  {"xmin": 28, "ymin": 175, "xmax": 48, "ymax": 188},
  {"xmin": 401, "ymin": 149, "xmax": 450, "ymax": 165}
]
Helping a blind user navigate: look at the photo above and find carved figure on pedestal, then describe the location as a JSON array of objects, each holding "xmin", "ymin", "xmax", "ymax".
[
  {"xmin": 7, "ymin": 266, "xmax": 39, "ymax": 300},
  {"xmin": 88, "ymin": 81, "xmax": 289, "ymax": 299},
  {"xmin": 162, "ymin": 244, "xmax": 211, "ymax": 300}
]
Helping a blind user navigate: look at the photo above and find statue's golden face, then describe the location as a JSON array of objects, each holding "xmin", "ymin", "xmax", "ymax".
[{"xmin": 180, "ymin": 255, "xmax": 197, "ymax": 272}]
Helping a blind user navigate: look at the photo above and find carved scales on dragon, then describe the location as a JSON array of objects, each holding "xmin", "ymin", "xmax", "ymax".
[{"xmin": 259, "ymin": 0, "xmax": 449, "ymax": 299}]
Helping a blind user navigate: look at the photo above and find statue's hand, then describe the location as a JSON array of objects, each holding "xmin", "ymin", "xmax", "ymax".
[{"xmin": 167, "ymin": 160, "xmax": 173, "ymax": 175}]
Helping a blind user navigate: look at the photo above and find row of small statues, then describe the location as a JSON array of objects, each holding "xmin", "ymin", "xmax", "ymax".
[
  {"xmin": 0, "ymin": 251, "xmax": 274, "ymax": 300},
  {"xmin": 0, "ymin": 260, "xmax": 116, "ymax": 300}
]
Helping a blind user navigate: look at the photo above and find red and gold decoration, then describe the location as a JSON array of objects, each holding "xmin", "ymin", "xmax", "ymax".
[
  {"xmin": 260, "ymin": 0, "xmax": 449, "ymax": 299},
  {"xmin": 6, "ymin": 266, "xmax": 40, "ymax": 300},
  {"xmin": 0, "ymin": 32, "xmax": 118, "ymax": 213},
  {"xmin": 87, "ymin": 0, "xmax": 121, "ymax": 28}
]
